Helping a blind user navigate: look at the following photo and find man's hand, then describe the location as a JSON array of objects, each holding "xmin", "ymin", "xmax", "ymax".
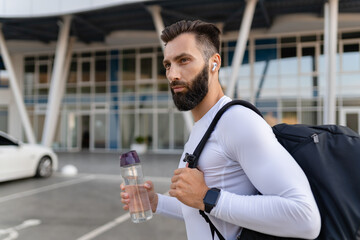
[
  {"xmin": 120, "ymin": 180, "xmax": 158, "ymax": 213},
  {"xmin": 169, "ymin": 167, "xmax": 209, "ymax": 210}
]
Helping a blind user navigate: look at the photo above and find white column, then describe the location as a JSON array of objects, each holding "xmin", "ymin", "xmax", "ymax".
[
  {"xmin": 226, "ymin": 0, "xmax": 258, "ymax": 98},
  {"xmin": 323, "ymin": 0, "xmax": 338, "ymax": 124},
  {"xmin": 147, "ymin": 5, "xmax": 165, "ymax": 52},
  {"xmin": 42, "ymin": 15, "xmax": 72, "ymax": 147},
  {"xmin": 0, "ymin": 24, "xmax": 36, "ymax": 144},
  {"xmin": 59, "ymin": 37, "xmax": 75, "ymax": 101},
  {"xmin": 147, "ymin": 5, "xmax": 193, "ymax": 132},
  {"xmin": 8, "ymin": 54, "xmax": 24, "ymax": 140}
]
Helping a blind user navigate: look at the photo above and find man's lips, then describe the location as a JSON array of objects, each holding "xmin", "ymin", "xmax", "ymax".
[{"xmin": 171, "ymin": 85, "xmax": 186, "ymax": 93}]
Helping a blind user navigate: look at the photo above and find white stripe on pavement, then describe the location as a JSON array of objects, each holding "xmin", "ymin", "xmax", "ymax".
[
  {"xmin": 76, "ymin": 213, "xmax": 130, "ymax": 240},
  {"xmin": 76, "ymin": 191, "xmax": 170, "ymax": 240},
  {"xmin": 0, "ymin": 175, "xmax": 95, "ymax": 204}
]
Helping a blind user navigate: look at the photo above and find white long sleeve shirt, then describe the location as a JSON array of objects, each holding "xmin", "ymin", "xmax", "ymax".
[{"xmin": 156, "ymin": 96, "xmax": 321, "ymax": 240}]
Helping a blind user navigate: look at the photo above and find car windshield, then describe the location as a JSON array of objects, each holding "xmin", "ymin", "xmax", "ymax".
[{"xmin": 0, "ymin": 135, "xmax": 18, "ymax": 146}]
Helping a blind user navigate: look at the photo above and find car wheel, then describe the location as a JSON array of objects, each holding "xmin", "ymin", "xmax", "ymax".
[{"xmin": 36, "ymin": 156, "xmax": 53, "ymax": 178}]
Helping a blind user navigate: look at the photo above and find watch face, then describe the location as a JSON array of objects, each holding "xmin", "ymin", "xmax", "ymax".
[{"xmin": 205, "ymin": 189, "xmax": 220, "ymax": 204}]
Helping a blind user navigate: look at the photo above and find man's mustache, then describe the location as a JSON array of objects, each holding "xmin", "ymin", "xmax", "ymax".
[{"xmin": 170, "ymin": 81, "xmax": 188, "ymax": 88}]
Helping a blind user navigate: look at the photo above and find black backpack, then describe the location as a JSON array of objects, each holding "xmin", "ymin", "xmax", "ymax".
[{"xmin": 184, "ymin": 100, "xmax": 360, "ymax": 240}]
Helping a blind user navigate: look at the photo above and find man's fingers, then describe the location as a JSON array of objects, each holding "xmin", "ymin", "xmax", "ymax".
[
  {"xmin": 121, "ymin": 192, "xmax": 129, "ymax": 199},
  {"xmin": 169, "ymin": 189, "xmax": 176, "ymax": 197},
  {"xmin": 173, "ymin": 168, "xmax": 184, "ymax": 175},
  {"xmin": 171, "ymin": 174, "xmax": 180, "ymax": 183}
]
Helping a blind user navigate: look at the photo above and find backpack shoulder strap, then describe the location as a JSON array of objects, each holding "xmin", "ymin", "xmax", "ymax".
[
  {"xmin": 185, "ymin": 100, "xmax": 262, "ymax": 168},
  {"xmin": 185, "ymin": 100, "xmax": 263, "ymax": 240}
]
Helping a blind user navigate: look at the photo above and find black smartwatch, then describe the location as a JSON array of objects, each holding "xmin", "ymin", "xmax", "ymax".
[{"xmin": 203, "ymin": 188, "xmax": 221, "ymax": 213}]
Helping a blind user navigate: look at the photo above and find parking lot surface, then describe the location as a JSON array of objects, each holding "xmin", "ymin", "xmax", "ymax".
[{"xmin": 0, "ymin": 152, "xmax": 186, "ymax": 240}]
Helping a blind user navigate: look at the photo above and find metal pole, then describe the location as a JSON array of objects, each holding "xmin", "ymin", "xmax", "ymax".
[
  {"xmin": 0, "ymin": 24, "xmax": 36, "ymax": 144},
  {"xmin": 42, "ymin": 15, "xmax": 72, "ymax": 147},
  {"xmin": 147, "ymin": 5, "xmax": 165, "ymax": 52},
  {"xmin": 147, "ymin": 5, "xmax": 193, "ymax": 132},
  {"xmin": 324, "ymin": 0, "xmax": 338, "ymax": 124},
  {"xmin": 324, "ymin": 3, "xmax": 330, "ymax": 124},
  {"xmin": 328, "ymin": 0, "xmax": 338, "ymax": 124},
  {"xmin": 59, "ymin": 37, "xmax": 75, "ymax": 102},
  {"xmin": 226, "ymin": 0, "xmax": 258, "ymax": 98}
]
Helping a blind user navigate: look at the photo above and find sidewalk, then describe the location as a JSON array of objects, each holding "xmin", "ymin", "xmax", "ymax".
[
  {"xmin": 0, "ymin": 151, "xmax": 186, "ymax": 240},
  {"xmin": 57, "ymin": 151, "xmax": 182, "ymax": 178}
]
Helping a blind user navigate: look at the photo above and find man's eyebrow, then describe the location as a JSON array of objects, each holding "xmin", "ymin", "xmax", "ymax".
[
  {"xmin": 163, "ymin": 53, "xmax": 192, "ymax": 65},
  {"xmin": 174, "ymin": 53, "xmax": 191, "ymax": 61}
]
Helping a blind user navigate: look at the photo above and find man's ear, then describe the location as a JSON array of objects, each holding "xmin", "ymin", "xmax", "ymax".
[{"xmin": 210, "ymin": 53, "xmax": 221, "ymax": 72}]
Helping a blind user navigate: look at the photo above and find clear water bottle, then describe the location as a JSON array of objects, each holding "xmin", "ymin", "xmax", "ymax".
[{"xmin": 120, "ymin": 150, "xmax": 153, "ymax": 223}]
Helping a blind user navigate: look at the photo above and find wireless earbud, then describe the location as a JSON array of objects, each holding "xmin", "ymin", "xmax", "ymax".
[{"xmin": 212, "ymin": 63, "xmax": 217, "ymax": 71}]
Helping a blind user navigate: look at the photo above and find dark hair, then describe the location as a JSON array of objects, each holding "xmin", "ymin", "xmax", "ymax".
[{"xmin": 161, "ymin": 20, "xmax": 221, "ymax": 61}]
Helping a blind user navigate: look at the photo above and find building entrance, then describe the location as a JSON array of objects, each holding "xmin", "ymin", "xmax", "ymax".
[{"xmin": 81, "ymin": 115, "xmax": 90, "ymax": 149}]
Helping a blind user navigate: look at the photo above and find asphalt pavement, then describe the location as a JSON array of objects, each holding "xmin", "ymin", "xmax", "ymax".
[{"xmin": 0, "ymin": 152, "xmax": 187, "ymax": 240}]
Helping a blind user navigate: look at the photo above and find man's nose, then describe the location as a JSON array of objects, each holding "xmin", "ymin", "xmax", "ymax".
[{"xmin": 167, "ymin": 65, "xmax": 180, "ymax": 83}]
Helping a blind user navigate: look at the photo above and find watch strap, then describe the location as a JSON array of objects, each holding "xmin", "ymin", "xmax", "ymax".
[{"xmin": 204, "ymin": 188, "xmax": 221, "ymax": 213}]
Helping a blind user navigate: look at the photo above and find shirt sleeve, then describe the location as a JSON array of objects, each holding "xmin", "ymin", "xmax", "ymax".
[
  {"xmin": 155, "ymin": 193, "xmax": 184, "ymax": 220},
  {"xmin": 212, "ymin": 106, "xmax": 321, "ymax": 239}
]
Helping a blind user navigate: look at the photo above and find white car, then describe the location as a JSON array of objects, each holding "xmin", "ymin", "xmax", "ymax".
[{"xmin": 0, "ymin": 131, "xmax": 58, "ymax": 183}]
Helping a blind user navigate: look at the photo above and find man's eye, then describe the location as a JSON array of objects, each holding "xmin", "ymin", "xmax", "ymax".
[
  {"xmin": 164, "ymin": 64, "xmax": 170, "ymax": 69},
  {"xmin": 181, "ymin": 58, "xmax": 189, "ymax": 63}
]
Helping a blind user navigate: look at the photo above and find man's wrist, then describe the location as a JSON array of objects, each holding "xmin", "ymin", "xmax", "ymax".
[
  {"xmin": 203, "ymin": 188, "xmax": 221, "ymax": 213},
  {"xmin": 199, "ymin": 187, "xmax": 210, "ymax": 211}
]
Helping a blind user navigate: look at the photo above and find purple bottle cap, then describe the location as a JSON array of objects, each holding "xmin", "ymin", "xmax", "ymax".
[{"xmin": 120, "ymin": 150, "xmax": 141, "ymax": 167}]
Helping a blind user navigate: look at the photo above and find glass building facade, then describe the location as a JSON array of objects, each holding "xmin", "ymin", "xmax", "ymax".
[{"xmin": 20, "ymin": 30, "xmax": 360, "ymax": 152}]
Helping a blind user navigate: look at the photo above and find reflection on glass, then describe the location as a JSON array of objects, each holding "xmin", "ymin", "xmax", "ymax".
[
  {"xmin": 38, "ymin": 88, "xmax": 48, "ymax": 95},
  {"xmin": 123, "ymin": 57, "xmax": 136, "ymax": 80},
  {"xmin": 174, "ymin": 113, "xmax": 185, "ymax": 149},
  {"xmin": 109, "ymin": 112, "xmax": 119, "ymax": 149},
  {"xmin": 95, "ymin": 86, "xmax": 106, "ymax": 94},
  {"xmin": 82, "ymin": 62, "xmax": 90, "ymax": 82},
  {"xmin": 301, "ymin": 47, "xmax": 316, "ymax": 73},
  {"xmin": 157, "ymin": 55, "xmax": 166, "ymax": 80},
  {"xmin": 67, "ymin": 113, "xmax": 77, "ymax": 148},
  {"xmin": 256, "ymin": 76, "xmax": 278, "ymax": 99},
  {"xmin": 346, "ymin": 113, "xmax": 359, "ymax": 133},
  {"xmin": 255, "ymin": 47, "xmax": 277, "ymax": 76},
  {"xmin": 122, "ymin": 84, "xmax": 135, "ymax": 93},
  {"xmin": 279, "ymin": 76, "xmax": 297, "ymax": 95},
  {"xmin": 158, "ymin": 81, "xmax": 168, "ymax": 92},
  {"xmin": 66, "ymin": 87, "xmax": 76, "ymax": 94},
  {"xmin": 158, "ymin": 114, "xmax": 170, "ymax": 149},
  {"xmin": 81, "ymin": 86, "xmax": 91, "ymax": 94},
  {"xmin": 140, "ymin": 58, "xmax": 152, "ymax": 79},
  {"xmin": 36, "ymin": 115, "xmax": 45, "ymax": 143},
  {"xmin": 301, "ymin": 111, "xmax": 318, "ymax": 125},
  {"xmin": 121, "ymin": 114, "xmax": 135, "ymax": 149},
  {"xmin": 340, "ymin": 74, "xmax": 360, "ymax": 95},
  {"xmin": 68, "ymin": 61, "xmax": 77, "ymax": 83},
  {"xmin": 343, "ymin": 44, "xmax": 359, "ymax": 72},
  {"xmin": 94, "ymin": 114, "xmax": 106, "ymax": 148},
  {"xmin": 139, "ymin": 83, "xmax": 153, "ymax": 93},
  {"xmin": 139, "ymin": 113, "xmax": 153, "ymax": 149},
  {"xmin": 95, "ymin": 58, "xmax": 107, "ymax": 82},
  {"xmin": 39, "ymin": 64, "xmax": 48, "ymax": 83},
  {"xmin": 282, "ymin": 111, "xmax": 297, "ymax": 124},
  {"xmin": 280, "ymin": 47, "xmax": 297, "ymax": 75}
]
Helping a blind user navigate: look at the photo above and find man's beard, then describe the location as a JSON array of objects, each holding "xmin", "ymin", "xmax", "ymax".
[{"xmin": 170, "ymin": 65, "xmax": 209, "ymax": 111}]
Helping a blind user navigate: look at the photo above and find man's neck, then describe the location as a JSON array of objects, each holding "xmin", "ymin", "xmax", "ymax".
[{"xmin": 191, "ymin": 88, "xmax": 224, "ymax": 122}]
